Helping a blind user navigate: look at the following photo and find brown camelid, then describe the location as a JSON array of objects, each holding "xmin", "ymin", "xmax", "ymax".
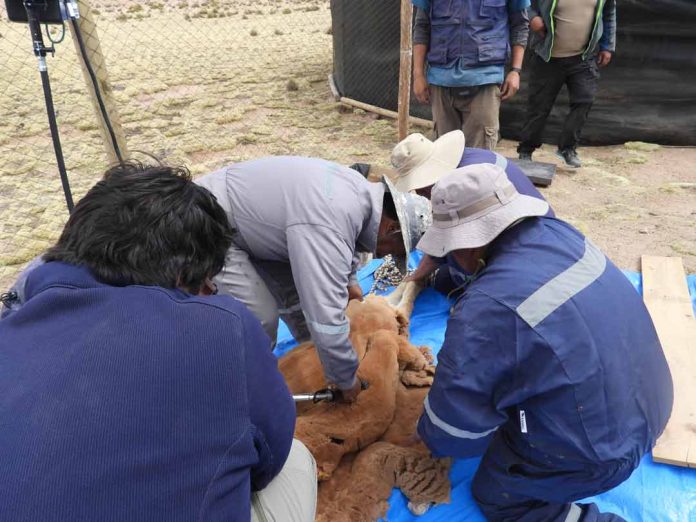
[{"xmin": 278, "ymin": 296, "xmax": 451, "ymax": 521}]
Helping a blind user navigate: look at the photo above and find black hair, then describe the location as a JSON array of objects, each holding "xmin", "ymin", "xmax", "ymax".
[
  {"xmin": 44, "ymin": 160, "xmax": 233, "ymax": 293},
  {"xmin": 382, "ymin": 191, "xmax": 398, "ymax": 221}
]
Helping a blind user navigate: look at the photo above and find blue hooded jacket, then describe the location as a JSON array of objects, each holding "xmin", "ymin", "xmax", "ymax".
[
  {"xmin": 0, "ymin": 262, "xmax": 295, "ymax": 522},
  {"xmin": 419, "ymin": 218, "xmax": 673, "ymax": 491}
]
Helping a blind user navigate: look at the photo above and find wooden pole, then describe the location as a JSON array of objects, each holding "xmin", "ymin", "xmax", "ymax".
[
  {"xmin": 398, "ymin": 0, "xmax": 413, "ymax": 141},
  {"xmin": 340, "ymin": 97, "xmax": 433, "ymax": 129},
  {"xmin": 69, "ymin": 0, "xmax": 129, "ymax": 164}
]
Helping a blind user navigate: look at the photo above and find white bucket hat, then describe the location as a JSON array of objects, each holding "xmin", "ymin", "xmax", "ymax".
[
  {"xmin": 390, "ymin": 130, "xmax": 466, "ymax": 193},
  {"xmin": 417, "ymin": 163, "xmax": 549, "ymax": 257}
]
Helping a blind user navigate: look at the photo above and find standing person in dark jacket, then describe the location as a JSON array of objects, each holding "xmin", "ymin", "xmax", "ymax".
[
  {"xmin": 517, "ymin": 0, "xmax": 617, "ymax": 168},
  {"xmin": 412, "ymin": 0, "xmax": 530, "ymax": 149},
  {"xmin": 416, "ymin": 163, "xmax": 673, "ymax": 521},
  {"xmin": 0, "ymin": 162, "xmax": 316, "ymax": 522}
]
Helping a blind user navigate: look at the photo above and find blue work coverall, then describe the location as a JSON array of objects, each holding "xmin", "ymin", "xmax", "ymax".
[{"xmin": 418, "ymin": 217, "xmax": 673, "ymax": 521}]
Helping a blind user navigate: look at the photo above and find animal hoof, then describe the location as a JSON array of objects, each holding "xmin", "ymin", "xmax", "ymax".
[{"xmin": 407, "ymin": 501, "xmax": 433, "ymax": 516}]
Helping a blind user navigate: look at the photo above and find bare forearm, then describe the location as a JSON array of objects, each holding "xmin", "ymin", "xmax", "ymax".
[{"xmin": 510, "ymin": 45, "xmax": 525, "ymax": 70}]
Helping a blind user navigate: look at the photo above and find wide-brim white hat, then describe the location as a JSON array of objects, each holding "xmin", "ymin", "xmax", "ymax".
[
  {"xmin": 391, "ymin": 130, "xmax": 465, "ymax": 193},
  {"xmin": 417, "ymin": 164, "xmax": 549, "ymax": 257}
]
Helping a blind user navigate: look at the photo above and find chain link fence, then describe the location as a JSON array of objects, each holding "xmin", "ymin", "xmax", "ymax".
[{"xmin": 0, "ymin": 0, "xmax": 402, "ymax": 289}]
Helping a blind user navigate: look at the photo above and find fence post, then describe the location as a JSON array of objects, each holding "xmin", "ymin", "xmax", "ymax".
[
  {"xmin": 398, "ymin": 0, "xmax": 413, "ymax": 141},
  {"xmin": 69, "ymin": 0, "xmax": 129, "ymax": 164}
]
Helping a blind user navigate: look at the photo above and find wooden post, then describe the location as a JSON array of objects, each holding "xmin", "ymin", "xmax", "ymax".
[
  {"xmin": 398, "ymin": 0, "xmax": 413, "ymax": 141},
  {"xmin": 69, "ymin": 0, "xmax": 129, "ymax": 164}
]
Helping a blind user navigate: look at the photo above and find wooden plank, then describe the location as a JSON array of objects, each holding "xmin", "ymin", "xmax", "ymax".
[
  {"xmin": 397, "ymin": 0, "xmax": 413, "ymax": 141},
  {"xmin": 340, "ymin": 97, "xmax": 433, "ymax": 129},
  {"xmin": 642, "ymin": 256, "xmax": 696, "ymax": 468}
]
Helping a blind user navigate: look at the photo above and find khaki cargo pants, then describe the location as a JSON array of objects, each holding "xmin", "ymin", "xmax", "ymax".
[
  {"xmin": 251, "ymin": 439, "xmax": 317, "ymax": 522},
  {"xmin": 430, "ymin": 83, "xmax": 501, "ymax": 150}
]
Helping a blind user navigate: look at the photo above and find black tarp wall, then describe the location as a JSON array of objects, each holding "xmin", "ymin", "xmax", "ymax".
[{"xmin": 331, "ymin": 0, "xmax": 696, "ymax": 145}]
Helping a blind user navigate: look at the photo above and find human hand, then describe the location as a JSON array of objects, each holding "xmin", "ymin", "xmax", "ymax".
[
  {"xmin": 529, "ymin": 16, "xmax": 546, "ymax": 38},
  {"xmin": 404, "ymin": 254, "xmax": 439, "ymax": 283},
  {"xmin": 413, "ymin": 75, "xmax": 430, "ymax": 104},
  {"xmin": 348, "ymin": 283, "xmax": 364, "ymax": 302},
  {"xmin": 337, "ymin": 378, "xmax": 364, "ymax": 403},
  {"xmin": 597, "ymin": 50, "xmax": 612, "ymax": 68},
  {"xmin": 500, "ymin": 71, "xmax": 520, "ymax": 101}
]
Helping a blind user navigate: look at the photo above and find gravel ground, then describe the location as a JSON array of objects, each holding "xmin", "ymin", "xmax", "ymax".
[{"xmin": 1, "ymin": 1, "xmax": 694, "ymax": 291}]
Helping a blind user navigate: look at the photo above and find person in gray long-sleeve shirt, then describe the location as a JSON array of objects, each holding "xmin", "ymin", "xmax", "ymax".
[{"xmin": 196, "ymin": 156, "xmax": 427, "ymax": 401}]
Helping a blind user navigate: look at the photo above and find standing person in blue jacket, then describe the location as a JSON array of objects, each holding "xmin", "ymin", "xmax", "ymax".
[
  {"xmin": 0, "ymin": 162, "xmax": 316, "ymax": 522},
  {"xmin": 388, "ymin": 129, "xmax": 554, "ymax": 292},
  {"xmin": 416, "ymin": 163, "xmax": 673, "ymax": 521},
  {"xmin": 517, "ymin": 0, "xmax": 617, "ymax": 167},
  {"xmin": 412, "ymin": 0, "xmax": 530, "ymax": 149}
]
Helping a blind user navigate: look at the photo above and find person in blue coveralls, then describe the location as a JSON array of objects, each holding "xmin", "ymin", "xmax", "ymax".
[
  {"xmin": 0, "ymin": 162, "xmax": 316, "ymax": 522},
  {"xmin": 389, "ymin": 129, "xmax": 554, "ymax": 293},
  {"xmin": 414, "ymin": 163, "xmax": 673, "ymax": 521}
]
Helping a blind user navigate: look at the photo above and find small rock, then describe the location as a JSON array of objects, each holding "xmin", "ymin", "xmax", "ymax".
[
  {"xmin": 639, "ymin": 228, "xmax": 649, "ymax": 234},
  {"xmin": 648, "ymin": 211, "xmax": 659, "ymax": 216},
  {"xmin": 286, "ymin": 79, "xmax": 299, "ymax": 91}
]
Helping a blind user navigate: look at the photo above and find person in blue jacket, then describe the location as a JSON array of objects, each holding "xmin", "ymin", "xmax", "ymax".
[
  {"xmin": 415, "ymin": 163, "xmax": 673, "ymax": 521},
  {"xmin": 389, "ymin": 129, "xmax": 554, "ymax": 292},
  {"xmin": 0, "ymin": 162, "xmax": 316, "ymax": 522}
]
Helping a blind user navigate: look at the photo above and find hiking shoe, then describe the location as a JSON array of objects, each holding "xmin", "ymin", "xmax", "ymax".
[
  {"xmin": 556, "ymin": 149, "xmax": 582, "ymax": 168},
  {"xmin": 518, "ymin": 151, "xmax": 533, "ymax": 161}
]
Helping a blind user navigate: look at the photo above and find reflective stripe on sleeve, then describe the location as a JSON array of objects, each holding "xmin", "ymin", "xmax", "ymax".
[
  {"xmin": 516, "ymin": 239, "xmax": 607, "ymax": 328},
  {"xmin": 494, "ymin": 153, "xmax": 509, "ymax": 171},
  {"xmin": 564, "ymin": 503, "xmax": 583, "ymax": 522},
  {"xmin": 424, "ymin": 396, "xmax": 499, "ymax": 440},
  {"xmin": 305, "ymin": 317, "xmax": 350, "ymax": 335}
]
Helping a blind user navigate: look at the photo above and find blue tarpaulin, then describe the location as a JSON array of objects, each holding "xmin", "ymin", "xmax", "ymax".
[{"xmin": 275, "ymin": 253, "xmax": 696, "ymax": 522}]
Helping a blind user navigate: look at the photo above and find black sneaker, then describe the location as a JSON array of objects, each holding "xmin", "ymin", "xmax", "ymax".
[
  {"xmin": 556, "ymin": 149, "xmax": 582, "ymax": 168},
  {"xmin": 518, "ymin": 151, "xmax": 533, "ymax": 161}
]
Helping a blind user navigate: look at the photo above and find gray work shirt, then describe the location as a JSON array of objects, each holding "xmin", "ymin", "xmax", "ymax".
[{"xmin": 197, "ymin": 156, "xmax": 385, "ymax": 388}]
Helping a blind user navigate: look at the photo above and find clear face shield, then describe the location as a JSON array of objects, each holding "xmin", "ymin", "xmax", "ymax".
[{"xmin": 382, "ymin": 176, "xmax": 432, "ymax": 273}]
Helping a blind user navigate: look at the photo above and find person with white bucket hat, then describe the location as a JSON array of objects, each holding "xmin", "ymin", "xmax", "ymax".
[
  {"xmin": 416, "ymin": 164, "xmax": 673, "ymax": 521},
  {"xmin": 390, "ymin": 130, "xmax": 554, "ymax": 293}
]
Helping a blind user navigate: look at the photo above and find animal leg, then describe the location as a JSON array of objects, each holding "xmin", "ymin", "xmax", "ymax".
[
  {"xmin": 386, "ymin": 280, "xmax": 406, "ymax": 307},
  {"xmin": 395, "ymin": 280, "xmax": 425, "ymax": 319},
  {"xmin": 294, "ymin": 331, "xmax": 401, "ymax": 480}
]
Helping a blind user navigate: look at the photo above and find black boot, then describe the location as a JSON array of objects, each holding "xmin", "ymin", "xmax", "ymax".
[{"xmin": 556, "ymin": 148, "xmax": 582, "ymax": 168}]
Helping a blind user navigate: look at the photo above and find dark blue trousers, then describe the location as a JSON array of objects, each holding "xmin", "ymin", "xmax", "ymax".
[{"xmin": 471, "ymin": 435, "xmax": 629, "ymax": 522}]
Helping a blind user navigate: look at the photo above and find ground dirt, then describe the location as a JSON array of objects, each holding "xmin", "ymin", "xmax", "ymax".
[{"xmin": 0, "ymin": 1, "xmax": 694, "ymax": 291}]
